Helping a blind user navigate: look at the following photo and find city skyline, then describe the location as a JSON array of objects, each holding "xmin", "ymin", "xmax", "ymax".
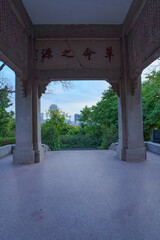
[{"xmin": 41, "ymin": 80, "xmax": 109, "ymax": 121}]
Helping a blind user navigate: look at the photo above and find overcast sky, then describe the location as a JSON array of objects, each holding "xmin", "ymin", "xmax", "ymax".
[{"xmin": 0, "ymin": 59, "xmax": 159, "ymax": 121}]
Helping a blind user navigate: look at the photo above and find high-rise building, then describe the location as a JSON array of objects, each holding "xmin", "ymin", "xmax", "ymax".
[
  {"xmin": 40, "ymin": 113, "xmax": 46, "ymax": 125},
  {"xmin": 64, "ymin": 119, "xmax": 75, "ymax": 126},
  {"xmin": 74, "ymin": 114, "xmax": 81, "ymax": 126},
  {"xmin": 50, "ymin": 104, "xmax": 58, "ymax": 111}
]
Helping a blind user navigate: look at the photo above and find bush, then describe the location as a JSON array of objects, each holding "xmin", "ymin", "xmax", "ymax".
[
  {"xmin": 41, "ymin": 109, "xmax": 70, "ymax": 151},
  {"xmin": 60, "ymin": 134, "xmax": 102, "ymax": 149},
  {"xmin": 41, "ymin": 125, "xmax": 61, "ymax": 151},
  {"xmin": 142, "ymin": 71, "xmax": 160, "ymax": 140},
  {"xmin": 0, "ymin": 137, "xmax": 16, "ymax": 146},
  {"xmin": 100, "ymin": 125, "xmax": 118, "ymax": 149}
]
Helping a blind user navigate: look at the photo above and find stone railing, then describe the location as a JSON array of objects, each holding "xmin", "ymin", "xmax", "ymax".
[
  {"xmin": 145, "ymin": 142, "xmax": 160, "ymax": 155},
  {"xmin": 110, "ymin": 142, "xmax": 160, "ymax": 155},
  {"xmin": 0, "ymin": 144, "xmax": 50, "ymax": 158},
  {"xmin": 0, "ymin": 145, "xmax": 14, "ymax": 158}
]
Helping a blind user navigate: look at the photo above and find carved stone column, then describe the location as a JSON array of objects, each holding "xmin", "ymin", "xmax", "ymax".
[
  {"xmin": 117, "ymin": 75, "xmax": 146, "ymax": 161},
  {"xmin": 13, "ymin": 75, "xmax": 35, "ymax": 164},
  {"xmin": 32, "ymin": 78, "xmax": 44, "ymax": 163}
]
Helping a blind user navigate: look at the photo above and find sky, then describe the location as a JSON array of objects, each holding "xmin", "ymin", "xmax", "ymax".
[
  {"xmin": 41, "ymin": 80, "xmax": 109, "ymax": 120},
  {"xmin": 0, "ymin": 59, "xmax": 160, "ymax": 121}
]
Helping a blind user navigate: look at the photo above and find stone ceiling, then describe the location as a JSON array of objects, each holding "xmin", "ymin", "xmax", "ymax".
[{"xmin": 22, "ymin": 0, "xmax": 133, "ymax": 24}]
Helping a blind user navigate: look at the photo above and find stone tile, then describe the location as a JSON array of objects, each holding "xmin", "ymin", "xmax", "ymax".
[{"xmin": 0, "ymin": 150, "xmax": 160, "ymax": 240}]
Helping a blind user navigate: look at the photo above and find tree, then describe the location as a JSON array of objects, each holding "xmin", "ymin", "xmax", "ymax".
[
  {"xmin": 91, "ymin": 87, "xmax": 118, "ymax": 127},
  {"xmin": 42, "ymin": 71, "xmax": 160, "ymax": 150},
  {"xmin": 41, "ymin": 109, "xmax": 71, "ymax": 150},
  {"xmin": 80, "ymin": 87, "xmax": 118, "ymax": 149},
  {"xmin": 142, "ymin": 70, "xmax": 160, "ymax": 140},
  {"xmin": 44, "ymin": 80, "xmax": 73, "ymax": 96},
  {"xmin": 0, "ymin": 62, "xmax": 15, "ymax": 138},
  {"xmin": 79, "ymin": 72, "xmax": 160, "ymax": 145},
  {"xmin": 0, "ymin": 85, "xmax": 14, "ymax": 137},
  {"xmin": 80, "ymin": 87, "xmax": 118, "ymax": 128}
]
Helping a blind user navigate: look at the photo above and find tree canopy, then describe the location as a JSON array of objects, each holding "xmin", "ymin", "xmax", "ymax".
[
  {"xmin": 41, "ymin": 71, "xmax": 160, "ymax": 150},
  {"xmin": 142, "ymin": 70, "xmax": 160, "ymax": 140},
  {"xmin": 41, "ymin": 109, "xmax": 71, "ymax": 150},
  {"xmin": 80, "ymin": 87, "xmax": 118, "ymax": 149},
  {"xmin": 0, "ymin": 71, "xmax": 15, "ymax": 137}
]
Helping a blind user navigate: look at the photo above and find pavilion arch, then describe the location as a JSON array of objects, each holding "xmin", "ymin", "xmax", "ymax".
[
  {"xmin": 36, "ymin": 72, "xmax": 120, "ymax": 98},
  {"xmin": 1, "ymin": 0, "xmax": 160, "ymax": 164}
]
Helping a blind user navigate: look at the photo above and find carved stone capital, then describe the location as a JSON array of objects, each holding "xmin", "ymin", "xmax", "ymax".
[
  {"xmin": 38, "ymin": 82, "xmax": 50, "ymax": 98},
  {"xmin": 15, "ymin": 72, "xmax": 28, "ymax": 97},
  {"xmin": 111, "ymin": 82, "xmax": 120, "ymax": 96}
]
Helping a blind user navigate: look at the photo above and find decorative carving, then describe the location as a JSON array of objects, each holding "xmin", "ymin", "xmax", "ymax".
[
  {"xmin": 38, "ymin": 80, "xmax": 120, "ymax": 98},
  {"xmin": 130, "ymin": 0, "xmax": 160, "ymax": 61},
  {"xmin": 22, "ymin": 79, "xmax": 28, "ymax": 97},
  {"xmin": 20, "ymin": 77, "xmax": 27, "ymax": 98},
  {"xmin": 38, "ymin": 81, "xmax": 51, "ymax": 98},
  {"xmin": 0, "ymin": 0, "xmax": 25, "ymax": 62},
  {"xmin": 127, "ymin": 0, "xmax": 160, "ymax": 77},
  {"xmin": 111, "ymin": 82, "xmax": 120, "ymax": 97}
]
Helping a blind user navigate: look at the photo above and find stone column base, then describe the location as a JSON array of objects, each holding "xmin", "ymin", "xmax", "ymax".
[
  {"xmin": 34, "ymin": 147, "xmax": 44, "ymax": 163},
  {"xmin": 13, "ymin": 149, "xmax": 35, "ymax": 164},
  {"xmin": 117, "ymin": 146, "xmax": 146, "ymax": 162},
  {"xmin": 13, "ymin": 147, "xmax": 44, "ymax": 164}
]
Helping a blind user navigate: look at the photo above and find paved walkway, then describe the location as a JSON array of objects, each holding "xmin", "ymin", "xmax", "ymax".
[{"xmin": 0, "ymin": 150, "xmax": 160, "ymax": 240}]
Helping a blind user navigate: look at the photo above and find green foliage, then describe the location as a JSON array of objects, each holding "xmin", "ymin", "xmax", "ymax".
[
  {"xmin": 41, "ymin": 109, "xmax": 71, "ymax": 150},
  {"xmin": 90, "ymin": 87, "xmax": 118, "ymax": 128},
  {"xmin": 100, "ymin": 125, "xmax": 118, "ymax": 149},
  {"xmin": 79, "ymin": 106, "xmax": 92, "ymax": 123},
  {"xmin": 0, "ymin": 85, "xmax": 15, "ymax": 137},
  {"xmin": 41, "ymin": 71, "xmax": 160, "ymax": 150},
  {"xmin": 6, "ymin": 118, "xmax": 16, "ymax": 137},
  {"xmin": 142, "ymin": 71, "xmax": 160, "ymax": 140},
  {"xmin": 0, "ymin": 137, "xmax": 16, "ymax": 146},
  {"xmin": 60, "ymin": 134, "xmax": 101, "ymax": 149},
  {"xmin": 80, "ymin": 87, "xmax": 118, "ymax": 149},
  {"xmin": 66, "ymin": 126, "xmax": 84, "ymax": 136},
  {"xmin": 41, "ymin": 87, "xmax": 119, "ymax": 150}
]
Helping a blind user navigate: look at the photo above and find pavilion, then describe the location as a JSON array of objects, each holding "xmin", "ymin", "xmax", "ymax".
[
  {"xmin": 1, "ymin": 1, "xmax": 160, "ymax": 240},
  {"xmin": 0, "ymin": 0, "xmax": 160, "ymax": 164}
]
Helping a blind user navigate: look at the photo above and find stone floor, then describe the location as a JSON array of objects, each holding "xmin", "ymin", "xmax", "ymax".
[{"xmin": 0, "ymin": 150, "xmax": 160, "ymax": 240}]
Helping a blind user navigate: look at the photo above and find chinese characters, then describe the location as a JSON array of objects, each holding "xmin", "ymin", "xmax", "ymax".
[
  {"xmin": 36, "ymin": 46, "xmax": 114, "ymax": 63},
  {"xmin": 82, "ymin": 48, "xmax": 95, "ymax": 60},
  {"xmin": 41, "ymin": 48, "xmax": 53, "ymax": 62},
  {"xmin": 61, "ymin": 50, "xmax": 74, "ymax": 58},
  {"xmin": 105, "ymin": 47, "xmax": 114, "ymax": 62}
]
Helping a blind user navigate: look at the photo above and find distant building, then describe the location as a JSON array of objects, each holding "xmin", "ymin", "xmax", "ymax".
[
  {"xmin": 40, "ymin": 113, "xmax": 46, "ymax": 125},
  {"xmin": 74, "ymin": 114, "xmax": 81, "ymax": 126},
  {"xmin": 50, "ymin": 104, "xmax": 58, "ymax": 112},
  {"xmin": 41, "ymin": 113, "xmax": 44, "ymax": 119},
  {"xmin": 74, "ymin": 114, "xmax": 81, "ymax": 122},
  {"xmin": 65, "ymin": 119, "xmax": 75, "ymax": 126}
]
